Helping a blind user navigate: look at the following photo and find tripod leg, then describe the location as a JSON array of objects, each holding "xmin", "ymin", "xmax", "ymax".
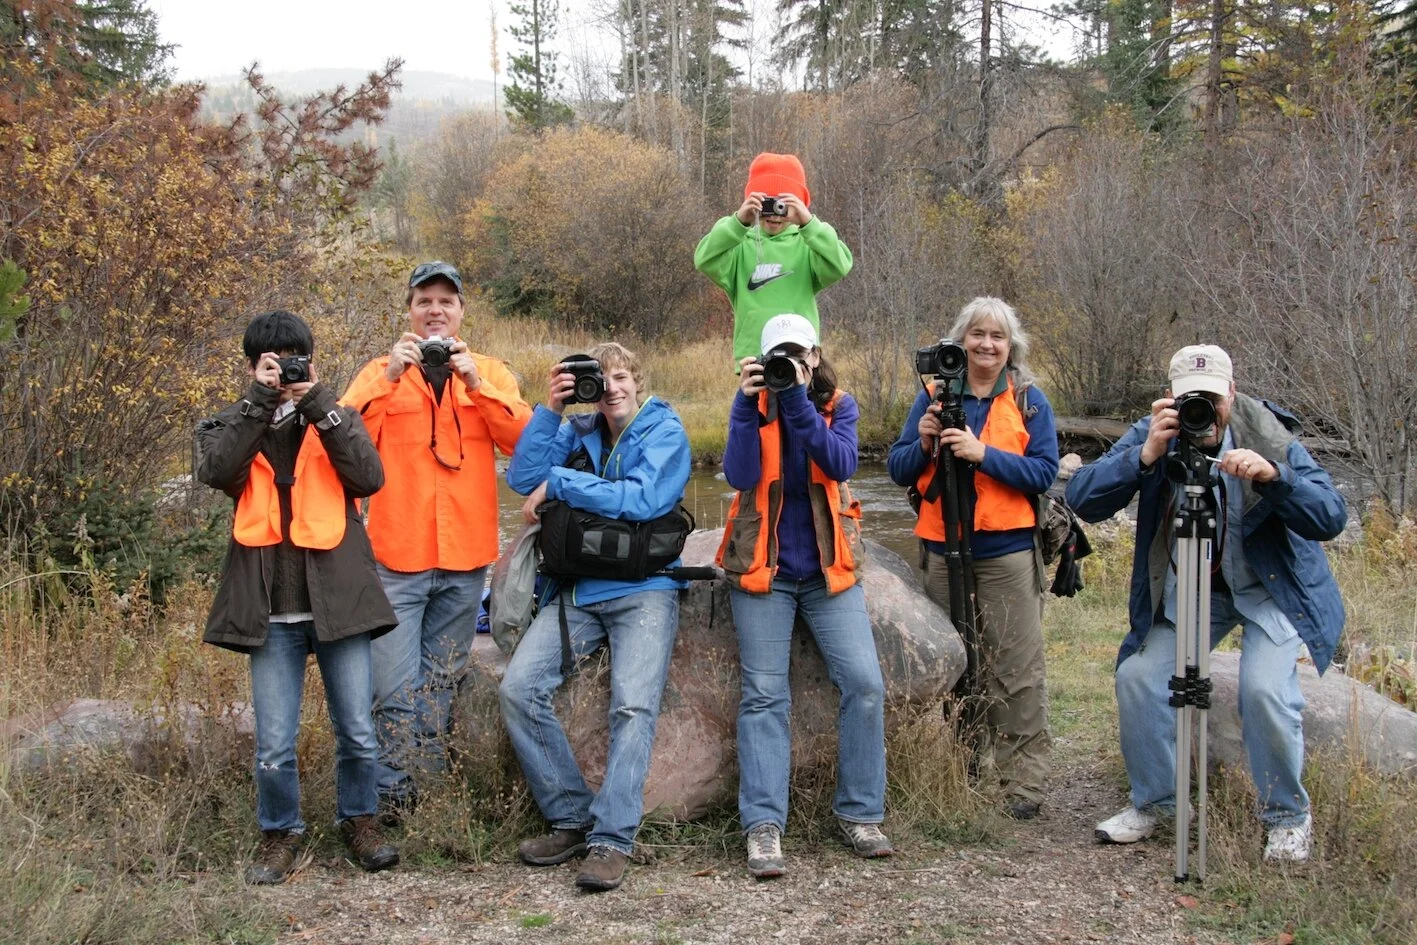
[
  {"xmin": 1196, "ymin": 539, "xmax": 1213, "ymax": 883},
  {"xmin": 1173, "ymin": 531, "xmax": 1195, "ymax": 883}
]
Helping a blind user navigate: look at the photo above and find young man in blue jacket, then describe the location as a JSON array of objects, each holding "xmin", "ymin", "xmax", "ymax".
[
  {"xmin": 1066, "ymin": 345, "xmax": 1347, "ymax": 863},
  {"xmin": 500, "ymin": 342, "xmax": 691, "ymax": 892}
]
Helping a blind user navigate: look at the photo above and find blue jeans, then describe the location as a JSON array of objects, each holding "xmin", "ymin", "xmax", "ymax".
[
  {"xmin": 372, "ymin": 564, "xmax": 487, "ymax": 797},
  {"xmin": 1116, "ymin": 594, "xmax": 1309, "ymax": 827},
  {"xmin": 730, "ymin": 577, "xmax": 886, "ymax": 833},
  {"xmin": 248, "ymin": 620, "xmax": 378, "ymax": 832},
  {"xmin": 498, "ymin": 589, "xmax": 678, "ymax": 855}
]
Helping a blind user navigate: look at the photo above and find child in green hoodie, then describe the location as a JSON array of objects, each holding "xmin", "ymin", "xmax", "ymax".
[{"xmin": 694, "ymin": 152, "xmax": 854, "ymax": 366}]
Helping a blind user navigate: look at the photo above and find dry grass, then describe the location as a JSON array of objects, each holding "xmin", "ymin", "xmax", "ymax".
[
  {"xmin": 2, "ymin": 502, "xmax": 1416, "ymax": 943},
  {"xmin": 465, "ymin": 308, "xmax": 917, "ymax": 460}
]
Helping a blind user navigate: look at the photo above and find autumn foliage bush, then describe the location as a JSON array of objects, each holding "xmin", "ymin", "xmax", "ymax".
[
  {"xmin": 0, "ymin": 4, "xmax": 401, "ymax": 591},
  {"xmin": 462, "ymin": 125, "xmax": 717, "ymax": 337}
]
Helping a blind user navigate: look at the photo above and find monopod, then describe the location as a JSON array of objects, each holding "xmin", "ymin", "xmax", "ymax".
[{"xmin": 927, "ymin": 381, "xmax": 981, "ymax": 737}]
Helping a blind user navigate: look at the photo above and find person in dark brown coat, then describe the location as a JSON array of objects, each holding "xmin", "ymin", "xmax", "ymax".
[{"xmin": 196, "ymin": 310, "xmax": 399, "ymax": 885}]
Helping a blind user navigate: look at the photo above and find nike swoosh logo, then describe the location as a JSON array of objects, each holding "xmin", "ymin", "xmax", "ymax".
[{"xmin": 747, "ymin": 271, "xmax": 792, "ymax": 291}]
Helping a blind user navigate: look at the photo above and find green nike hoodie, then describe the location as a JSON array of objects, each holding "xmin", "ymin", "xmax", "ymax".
[{"xmin": 693, "ymin": 213, "xmax": 854, "ymax": 365}]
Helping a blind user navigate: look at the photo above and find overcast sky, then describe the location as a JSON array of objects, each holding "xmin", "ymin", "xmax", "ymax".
[
  {"xmin": 153, "ymin": 0, "xmax": 512, "ymax": 82},
  {"xmin": 151, "ymin": 0, "xmax": 1072, "ymax": 87}
]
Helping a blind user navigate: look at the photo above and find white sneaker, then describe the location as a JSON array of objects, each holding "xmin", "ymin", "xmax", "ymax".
[
  {"xmin": 1263, "ymin": 814, "xmax": 1312, "ymax": 863},
  {"xmin": 1095, "ymin": 805, "xmax": 1159, "ymax": 844},
  {"xmin": 745, "ymin": 823, "xmax": 786, "ymax": 879},
  {"xmin": 838, "ymin": 819, "xmax": 894, "ymax": 858}
]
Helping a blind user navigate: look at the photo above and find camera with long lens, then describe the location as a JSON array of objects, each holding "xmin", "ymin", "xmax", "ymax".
[
  {"xmin": 1166, "ymin": 393, "xmax": 1221, "ymax": 486},
  {"xmin": 1173, "ymin": 392, "xmax": 1218, "ymax": 439},
  {"xmin": 915, "ymin": 339, "xmax": 967, "ymax": 380},
  {"xmin": 276, "ymin": 355, "xmax": 311, "ymax": 385},
  {"xmin": 756, "ymin": 349, "xmax": 804, "ymax": 393},
  {"xmin": 760, "ymin": 196, "xmax": 787, "ymax": 218},
  {"xmin": 418, "ymin": 336, "xmax": 455, "ymax": 368},
  {"xmin": 561, "ymin": 354, "xmax": 606, "ymax": 404}
]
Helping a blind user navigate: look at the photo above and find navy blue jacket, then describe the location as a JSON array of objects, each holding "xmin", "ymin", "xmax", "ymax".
[
  {"xmin": 887, "ymin": 379, "xmax": 1058, "ymax": 561},
  {"xmin": 1064, "ymin": 394, "xmax": 1348, "ymax": 673}
]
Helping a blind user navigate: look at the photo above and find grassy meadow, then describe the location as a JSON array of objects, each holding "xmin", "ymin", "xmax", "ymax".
[{"xmin": 2, "ymin": 322, "xmax": 1415, "ymax": 945}]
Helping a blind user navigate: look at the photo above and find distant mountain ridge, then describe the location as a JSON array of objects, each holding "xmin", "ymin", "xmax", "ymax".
[
  {"xmin": 199, "ymin": 68, "xmax": 500, "ymax": 148},
  {"xmin": 200, "ymin": 67, "xmax": 497, "ymax": 105}
]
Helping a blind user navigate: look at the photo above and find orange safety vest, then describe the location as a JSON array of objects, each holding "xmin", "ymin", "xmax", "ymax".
[
  {"xmin": 914, "ymin": 377, "xmax": 1036, "ymax": 541},
  {"xmin": 233, "ymin": 430, "xmax": 347, "ymax": 550},
  {"xmin": 716, "ymin": 389, "xmax": 863, "ymax": 594}
]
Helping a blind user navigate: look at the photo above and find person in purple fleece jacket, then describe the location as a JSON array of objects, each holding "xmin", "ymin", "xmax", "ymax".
[{"xmin": 715, "ymin": 314, "xmax": 891, "ymax": 880}]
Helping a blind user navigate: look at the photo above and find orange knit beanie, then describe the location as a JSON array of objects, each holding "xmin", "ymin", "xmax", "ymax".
[{"xmin": 744, "ymin": 152, "xmax": 811, "ymax": 207}]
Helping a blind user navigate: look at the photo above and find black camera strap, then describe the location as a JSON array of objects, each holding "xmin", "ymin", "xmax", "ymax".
[
  {"xmin": 426, "ymin": 386, "xmax": 464, "ymax": 470},
  {"xmin": 420, "ymin": 362, "xmax": 452, "ymax": 405}
]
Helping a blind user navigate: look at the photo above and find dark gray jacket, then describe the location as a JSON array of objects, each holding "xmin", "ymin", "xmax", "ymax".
[{"xmin": 196, "ymin": 381, "xmax": 397, "ymax": 652}]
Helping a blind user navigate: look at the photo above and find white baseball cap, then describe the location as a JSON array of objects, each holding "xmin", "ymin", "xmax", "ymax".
[
  {"xmin": 759, "ymin": 313, "xmax": 818, "ymax": 355},
  {"xmin": 1168, "ymin": 344, "xmax": 1233, "ymax": 397}
]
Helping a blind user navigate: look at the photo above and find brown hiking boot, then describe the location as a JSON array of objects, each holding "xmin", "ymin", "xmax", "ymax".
[
  {"xmin": 574, "ymin": 845, "xmax": 628, "ymax": 892},
  {"xmin": 339, "ymin": 815, "xmax": 400, "ymax": 872},
  {"xmin": 518, "ymin": 828, "xmax": 588, "ymax": 866},
  {"xmin": 244, "ymin": 830, "xmax": 303, "ymax": 885}
]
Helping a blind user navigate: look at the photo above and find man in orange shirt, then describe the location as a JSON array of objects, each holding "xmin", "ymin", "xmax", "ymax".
[{"xmin": 343, "ymin": 262, "xmax": 532, "ymax": 814}]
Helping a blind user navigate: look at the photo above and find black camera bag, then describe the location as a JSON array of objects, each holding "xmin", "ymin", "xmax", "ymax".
[{"xmin": 536, "ymin": 500, "xmax": 694, "ymax": 583}]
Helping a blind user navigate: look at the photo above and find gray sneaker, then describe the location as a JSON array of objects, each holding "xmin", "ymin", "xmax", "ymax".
[
  {"xmin": 839, "ymin": 819, "xmax": 894, "ymax": 858},
  {"xmin": 745, "ymin": 823, "xmax": 786, "ymax": 879}
]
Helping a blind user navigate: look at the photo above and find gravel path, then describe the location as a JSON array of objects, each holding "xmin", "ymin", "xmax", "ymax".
[{"xmin": 263, "ymin": 755, "xmax": 1234, "ymax": 945}]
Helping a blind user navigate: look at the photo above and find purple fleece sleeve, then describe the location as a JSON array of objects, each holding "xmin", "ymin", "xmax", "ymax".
[{"xmin": 778, "ymin": 385, "xmax": 859, "ymax": 482}]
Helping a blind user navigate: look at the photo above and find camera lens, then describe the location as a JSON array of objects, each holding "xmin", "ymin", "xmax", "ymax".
[
  {"xmin": 421, "ymin": 343, "xmax": 449, "ymax": 368},
  {"xmin": 574, "ymin": 373, "xmax": 605, "ymax": 403},
  {"xmin": 763, "ymin": 355, "xmax": 799, "ymax": 392},
  {"xmin": 1176, "ymin": 393, "xmax": 1217, "ymax": 437},
  {"xmin": 938, "ymin": 342, "xmax": 966, "ymax": 376}
]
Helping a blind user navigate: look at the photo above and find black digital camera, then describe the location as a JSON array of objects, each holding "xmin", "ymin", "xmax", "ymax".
[
  {"xmin": 561, "ymin": 354, "xmax": 606, "ymax": 404},
  {"xmin": 1174, "ymin": 392, "xmax": 1218, "ymax": 439},
  {"xmin": 915, "ymin": 339, "xmax": 967, "ymax": 379},
  {"xmin": 276, "ymin": 355, "xmax": 311, "ymax": 385},
  {"xmin": 756, "ymin": 349, "xmax": 804, "ymax": 393},
  {"xmin": 760, "ymin": 196, "xmax": 787, "ymax": 218},
  {"xmin": 418, "ymin": 337, "xmax": 455, "ymax": 368}
]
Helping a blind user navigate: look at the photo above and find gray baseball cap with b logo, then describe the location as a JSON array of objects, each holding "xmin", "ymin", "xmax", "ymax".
[{"xmin": 409, "ymin": 261, "xmax": 464, "ymax": 294}]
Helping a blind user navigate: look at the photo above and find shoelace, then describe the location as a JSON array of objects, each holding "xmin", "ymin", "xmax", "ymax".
[{"xmin": 747, "ymin": 827, "xmax": 779, "ymax": 855}]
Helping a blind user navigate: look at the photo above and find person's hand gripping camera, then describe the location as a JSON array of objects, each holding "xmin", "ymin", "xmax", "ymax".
[
  {"xmin": 384, "ymin": 331, "xmax": 482, "ymax": 391},
  {"xmin": 252, "ymin": 351, "xmax": 317, "ymax": 406},
  {"xmin": 737, "ymin": 354, "xmax": 811, "ymax": 398},
  {"xmin": 735, "ymin": 192, "xmax": 812, "ymax": 229}
]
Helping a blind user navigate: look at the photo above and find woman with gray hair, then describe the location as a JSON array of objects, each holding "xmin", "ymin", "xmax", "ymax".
[{"xmin": 887, "ymin": 297, "xmax": 1060, "ymax": 819}]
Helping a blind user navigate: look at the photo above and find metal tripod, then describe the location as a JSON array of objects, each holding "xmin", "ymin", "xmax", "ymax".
[{"xmin": 1166, "ymin": 441, "xmax": 1218, "ymax": 884}]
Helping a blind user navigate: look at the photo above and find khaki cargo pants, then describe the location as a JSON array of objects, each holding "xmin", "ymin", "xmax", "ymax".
[{"xmin": 923, "ymin": 546, "xmax": 1052, "ymax": 803}]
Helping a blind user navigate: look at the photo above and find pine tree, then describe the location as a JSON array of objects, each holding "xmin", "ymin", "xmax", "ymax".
[
  {"xmin": 0, "ymin": 0, "xmax": 172, "ymax": 88},
  {"xmin": 504, "ymin": 0, "xmax": 574, "ymax": 130}
]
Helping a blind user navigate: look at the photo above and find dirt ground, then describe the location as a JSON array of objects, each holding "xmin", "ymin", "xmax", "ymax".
[{"xmin": 262, "ymin": 754, "xmax": 1236, "ymax": 945}]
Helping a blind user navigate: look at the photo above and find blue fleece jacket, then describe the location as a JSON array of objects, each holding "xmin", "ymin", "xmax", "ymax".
[
  {"xmin": 722, "ymin": 384, "xmax": 859, "ymax": 581},
  {"xmin": 887, "ymin": 380, "xmax": 1059, "ymax": 560},
  {"xmin": 507, "ymin": 397, "xmax": 691, "ymax": 605}
]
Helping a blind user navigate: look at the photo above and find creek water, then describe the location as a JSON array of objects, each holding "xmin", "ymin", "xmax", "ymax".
[{"xmin": 495, "ymin": 463, "xmax": 922, "ymax": 563}]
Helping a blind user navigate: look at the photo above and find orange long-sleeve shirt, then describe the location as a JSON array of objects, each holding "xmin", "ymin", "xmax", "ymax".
[{"xmin": 341, "ymin": 351, "xmax": 531, "ymax": 572}]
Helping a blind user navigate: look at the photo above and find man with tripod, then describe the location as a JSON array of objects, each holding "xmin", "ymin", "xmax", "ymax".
[{"xmin": 1066, "ymin": 345, "xmax": 1347, "ymax": 863}]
